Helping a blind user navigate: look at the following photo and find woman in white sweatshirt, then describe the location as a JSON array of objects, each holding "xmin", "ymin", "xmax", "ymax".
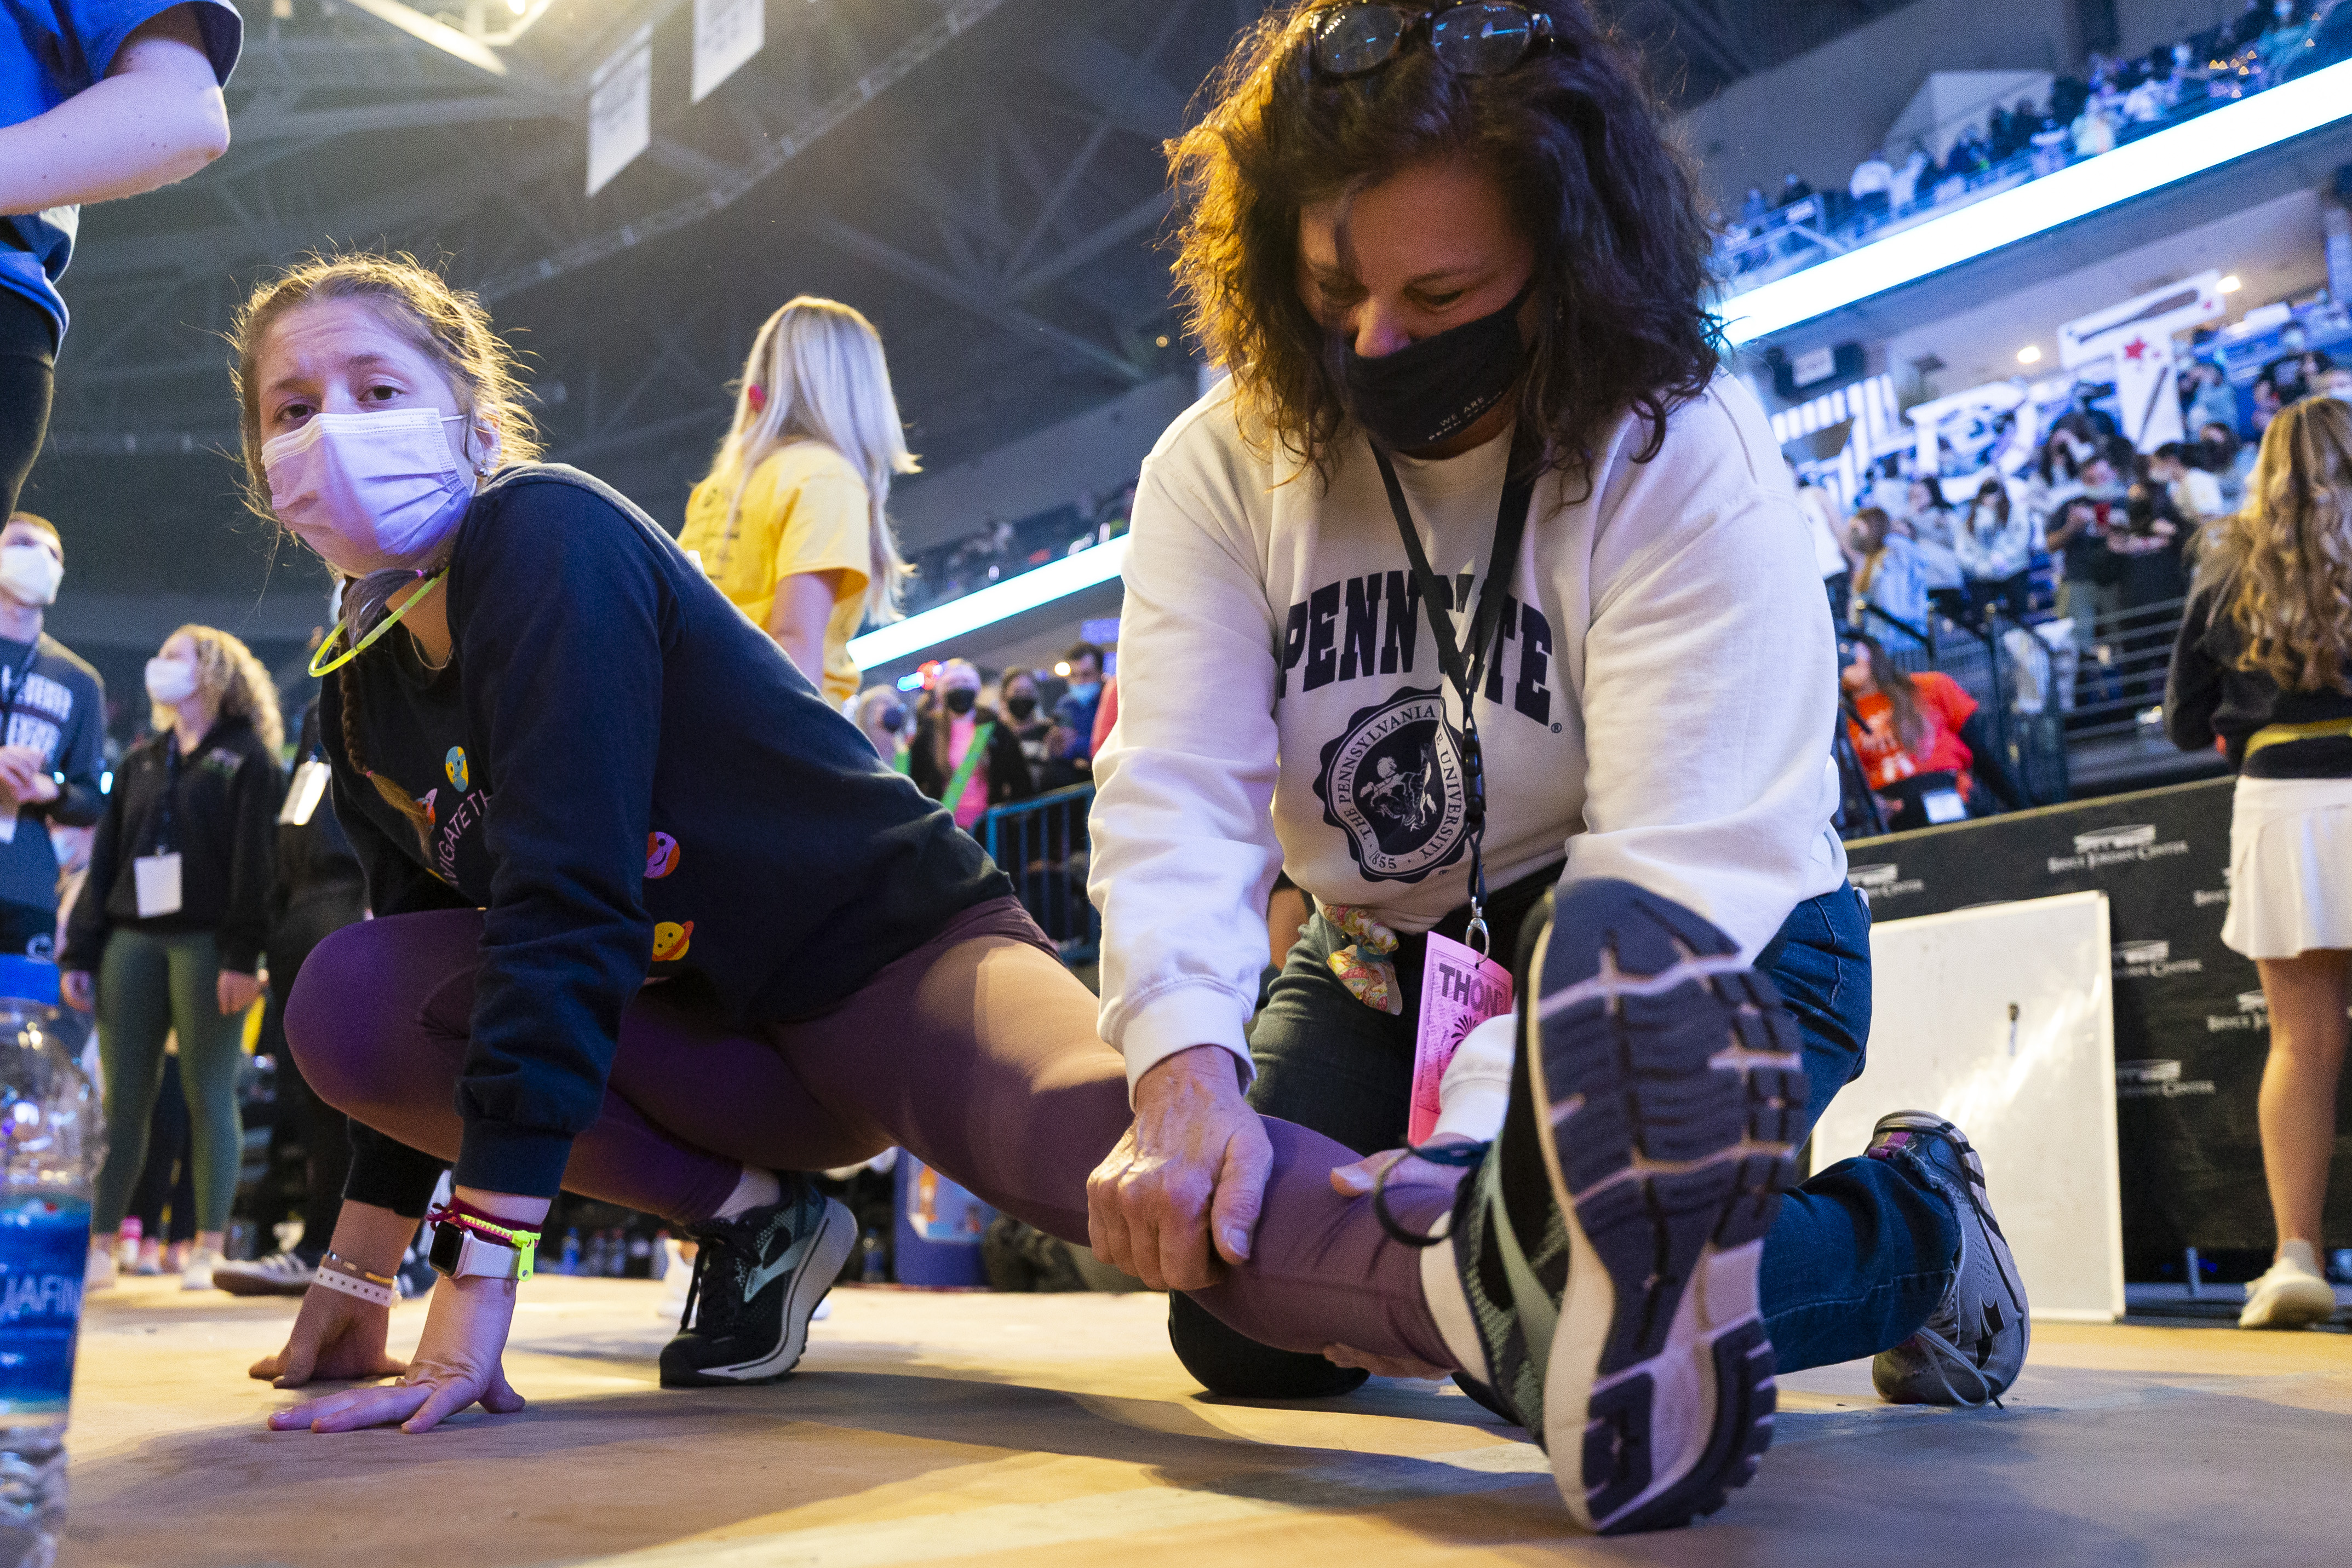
[{"xmin": 1082, "ymin": 2, "xmax": 2027, "ymax": 1525}]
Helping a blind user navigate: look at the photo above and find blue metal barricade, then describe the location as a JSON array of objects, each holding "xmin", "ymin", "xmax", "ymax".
[{"xmin": 979, "ymin": 785, "xmax": 1099, "ymax": 964}]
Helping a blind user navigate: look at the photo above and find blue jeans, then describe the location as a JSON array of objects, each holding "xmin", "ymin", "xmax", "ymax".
[
  {"xmin": 1173, "ymin": 883, "xmax": 1959, "ymax": 1389},
  {"xmin": 1752, "ymin": 886, "xmax": 1960, "ymax": 1370}
]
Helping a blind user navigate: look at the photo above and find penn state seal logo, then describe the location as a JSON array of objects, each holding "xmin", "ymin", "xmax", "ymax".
[{"xmin": 1313, "ymin": 686, "xmax": 1470, "ymax": 883}]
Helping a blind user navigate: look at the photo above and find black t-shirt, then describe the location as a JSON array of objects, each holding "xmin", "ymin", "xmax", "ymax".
[{"xmin": 324, "ymin": 464, "xmax": 1009, "ymax": 1204}]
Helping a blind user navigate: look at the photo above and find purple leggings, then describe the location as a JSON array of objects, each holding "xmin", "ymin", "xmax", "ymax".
[{"xmin": 286, "ymin": 897, "xmax": 1454, "ymax": 1367}]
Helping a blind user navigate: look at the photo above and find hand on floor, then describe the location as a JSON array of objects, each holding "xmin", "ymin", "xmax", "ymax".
[
  {"xmin": 250, "ymin": 1287, "xmax": 405, "ymax": 1388},
  {"xmin": 268, "ymin": 1276, "xmax": 525, "ymax": 1433}
]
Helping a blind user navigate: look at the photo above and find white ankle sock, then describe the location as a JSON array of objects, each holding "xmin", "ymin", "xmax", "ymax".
[
  {"xmin": 2278, "ymin": 1239, "xmax": 2322, "ymax": 1278},
  {"xmin": 715, "ymin": 1167, "xmax": 783, "ymax": 1221},
  {"xmin": 1422, "ymin": 1231, "xmax": 1493, "ymax": 1383}
]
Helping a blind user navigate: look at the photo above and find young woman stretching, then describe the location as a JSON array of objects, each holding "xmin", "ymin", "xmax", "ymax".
[
  {"xmin": 2167, "ymin": 396, "xmax": 2352, "ymax": 1328},
  {"xmin": 676, "ymin": 297, "xmax": 915, "ymax": 704},
  {"xmin": 233, "ymin": 255, "xmax": 1702, "ymax": 1538}
]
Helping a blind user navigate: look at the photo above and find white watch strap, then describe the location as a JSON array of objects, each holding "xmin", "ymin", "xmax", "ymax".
[{"xmin": 313, "ymin": 1264, "xmax": 397, "ymax": 1309}]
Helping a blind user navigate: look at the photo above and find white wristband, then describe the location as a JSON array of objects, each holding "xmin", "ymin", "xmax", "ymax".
[{"xmin": 312, "ymin": 1263, "xmax": 396, "ymax": 1309}]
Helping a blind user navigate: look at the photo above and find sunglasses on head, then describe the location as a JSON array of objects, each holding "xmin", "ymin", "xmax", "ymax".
[{"xmin": 1307, "ymin": 3, "xmax": 1559, "ymax": 80}]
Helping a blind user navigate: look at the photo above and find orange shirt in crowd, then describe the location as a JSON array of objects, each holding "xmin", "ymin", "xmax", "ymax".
[{"xmin": 1847, "ymin": 671, "xmax": 1978, "ymax": 794}]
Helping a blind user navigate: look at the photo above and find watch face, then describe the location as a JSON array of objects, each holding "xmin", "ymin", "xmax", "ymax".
[{"xmin": 428, "ymin": 1221, "xmax": 465, "ymax": 1277}]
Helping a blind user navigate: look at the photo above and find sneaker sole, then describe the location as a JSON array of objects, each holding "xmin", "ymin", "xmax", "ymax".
[
  {"xmin": 1527, "ymin": 881, "xmax": 1806, "ymax": 1534},
  {"xmin": 213, "ymin": 1270, "xmax": 315, "ymax": 1298},
  {"xmin": 662, "ymin": 1198, "xmax": 857, "ymax": 1388}
]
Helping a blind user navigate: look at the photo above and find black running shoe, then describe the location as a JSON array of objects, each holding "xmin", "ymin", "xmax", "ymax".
[
  {"xmin": 1447, "ymin": 879, "xmax": 1808, "ymax": 1533},
  {"xmin": 659, "ymin": 1178, "xmax": 856, "ymax": 1389}
]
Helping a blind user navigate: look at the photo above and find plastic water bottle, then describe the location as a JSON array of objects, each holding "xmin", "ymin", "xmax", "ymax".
[
  {"xmin": 0, "ymin": 969, "xmax": 102, "ymax": 1568},
  {"xmin": 559, "ymin": 1228, "xmax": 581, "ymax": 1275}
]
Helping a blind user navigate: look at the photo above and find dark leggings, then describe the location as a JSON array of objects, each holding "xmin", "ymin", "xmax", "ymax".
[
  {"xmin": 286, "ymin": 897, "xmax": 1457, "ymax": 1369},
  {"xmin": 0, "ymin": 291, "xmax": 55, "ymax": 520},
  {"xmin": 123, "ymin": 1058, "xmax": 198, "ymax": 1245},
  {"xmin": 257, "ymin": 893, "xmax": 368, "ymax": 1254}
]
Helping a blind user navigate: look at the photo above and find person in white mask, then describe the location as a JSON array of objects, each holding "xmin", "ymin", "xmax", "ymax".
[
  {"xmin": 0, "ymin": 512, "xmax": 107, "ymax": 964},
  {"xmin": 62, "ymin": 625, "xmax": 284, "ymax": 1292}
]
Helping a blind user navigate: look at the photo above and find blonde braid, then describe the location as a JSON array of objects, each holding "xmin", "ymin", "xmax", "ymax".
[{"xmin": 337, "ymin": 665, "xmax": 434, "ymax": 858}]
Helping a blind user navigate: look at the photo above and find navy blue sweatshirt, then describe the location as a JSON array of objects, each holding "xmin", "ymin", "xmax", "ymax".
[
  {"xmin": 323, "ymin": 464, "xmax": 1009, "ymax": 1208},
  {"xmin": 0, "ymin": 633, "xmax": 107, "ymax": 921}
]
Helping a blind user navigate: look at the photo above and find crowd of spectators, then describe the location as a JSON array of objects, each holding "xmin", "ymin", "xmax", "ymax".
[
  {"xmin": 858, "ymin": 640, "xmax": 1112, "ymax": 812},
  {"xmin": 1835, "ymin": 299, "xmax": 2348, "ymax": 661},
  {"xmin": 1722, "ymin": 0, "xmax": 2352, "ymax": 282}
]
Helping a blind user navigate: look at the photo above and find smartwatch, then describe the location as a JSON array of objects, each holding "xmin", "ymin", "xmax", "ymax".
[{"xmin": 428, "ymin": 1221, "xmax": 531, "ymax": 1282}]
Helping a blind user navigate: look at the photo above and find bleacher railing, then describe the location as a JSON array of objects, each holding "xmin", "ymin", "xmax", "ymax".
[
  {"xmin": 979, "ymin": 785, "xmax": 1099, "ymax": 965},
  {"xmin": 1843, "ymin": 602, "xmax": 2074, "ymax": 836}
]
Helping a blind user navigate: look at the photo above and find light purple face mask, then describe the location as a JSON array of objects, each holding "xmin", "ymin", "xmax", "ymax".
[{"xmin": 262, "ymin": 409, "xmax": 483, "ymax": 576}]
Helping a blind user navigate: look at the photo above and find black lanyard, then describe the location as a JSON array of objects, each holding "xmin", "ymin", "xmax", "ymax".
[
  {"xmin": 1369, "ymin": 440, "xmax": 1536, "ymax": 954},
  {"xmin": 152, "ymin": 736, "xmax": 187, "ymax": 857},
  {"xmin": 0, "ymin": 640, "xmax": 40, "ymax": 751}
]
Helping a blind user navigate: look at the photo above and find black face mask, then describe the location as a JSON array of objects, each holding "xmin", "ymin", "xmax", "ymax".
[
  {"xmin": 1005, "ymin": 694, "xmax": 1037, "ymax": 720},
  {"xmin": 943, "ymin": 688, "xmax": 977, "ymax": 716},
  {"xmin": 1340, "ymin": 284, "xmax": 1534, "ymax": 453}
]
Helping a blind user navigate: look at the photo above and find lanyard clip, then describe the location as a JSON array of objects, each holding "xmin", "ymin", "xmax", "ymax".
[{"xmin": 1463, "ymin": 905, "xmax": 1489, "ymax": 958}]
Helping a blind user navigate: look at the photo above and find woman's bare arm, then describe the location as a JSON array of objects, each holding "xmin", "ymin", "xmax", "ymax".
[{"xmin": 0, "ymin": 7, "xmax": 230, "ymax": 212}]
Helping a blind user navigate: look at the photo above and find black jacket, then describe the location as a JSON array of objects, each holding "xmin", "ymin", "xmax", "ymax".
[
  {"xmin": 909, "ymin": 705, "xmax": 1038, "ymax": 811},
  {"xmin": 267, "ymin": 700, "xmax": 366, "ymax": 954},
  {"xmin": 63, "ymin": 715, "xmax": 282, "ymax": 973},
  {"xmin": 2167, "ymin": 574, "xmax": 2352, "ymax": 776},
  {"xmin": 323, "ymin": 464, "xmax": 1009, "ymax": 1209}
]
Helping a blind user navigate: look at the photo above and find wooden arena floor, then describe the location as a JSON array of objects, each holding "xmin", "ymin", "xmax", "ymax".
[{"xmin": 59, "ymin": 1274, "xmax": 2350, "ymax": 1567}]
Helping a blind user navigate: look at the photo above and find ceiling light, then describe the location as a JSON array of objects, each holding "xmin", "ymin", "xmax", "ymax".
[
  {"xmin": 846, "ymin": 542, "xmax": 1132, "ymax": 668},
  {"xmin": 2218, "ymin": 274, "xmax": 2243, "ymax": 292},
  {"xmin": 2017, "ymin": 344, "xmax": 2042, "ymax": 364},
  {"xmin": 1716, "ymin": 58, "xmax": 2352, "ymax": 345}
]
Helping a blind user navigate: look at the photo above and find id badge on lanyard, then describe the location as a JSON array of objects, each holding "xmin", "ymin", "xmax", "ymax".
[
  {"xmin": 281, "ymin": 759, "xmax": 330, "ymax": 826},
  {"xmin": 1410, "ymin": 933, "xmax": 1513, "ymax": 1145},
  {"xmin": 135, "ymin": 744, "xmax": 185, "ymax": 917},
  {"xmin": 1370, "ymin": 435, "xmax": 1536, "ymax": 1146}
]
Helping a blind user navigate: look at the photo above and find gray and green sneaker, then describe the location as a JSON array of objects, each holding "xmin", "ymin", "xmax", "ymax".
[
  {"xmin": 660, "ymin": 1176, "xmax": 857, "ymax": 1389},
  {"xmin": 1866, "ymin": 1113, "xmax": 2028, "ymax": 1406},
  {"xmin": 1445, "ymin": 878, "xmax": 1808, "ymax": 1533}
]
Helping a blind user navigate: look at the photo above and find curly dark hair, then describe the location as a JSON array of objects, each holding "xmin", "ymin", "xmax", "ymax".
[{"xmin": 1169, "ymin": 1, "xmax": 1722, "ymax": 483}]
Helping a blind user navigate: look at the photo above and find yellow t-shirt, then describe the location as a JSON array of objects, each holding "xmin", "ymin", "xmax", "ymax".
[{"xmin": 679, "ymin": 440, "xmax": 873, "ymax": 705}]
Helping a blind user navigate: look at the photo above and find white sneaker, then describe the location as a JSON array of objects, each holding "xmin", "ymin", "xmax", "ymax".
[
  {"xmin": 2240, "ymin": 1243, "xmax": 2337, "ymax": 1329},
  {"xmin": 180, "ymin": 1246, "xmax": 222, "ymax": 1291},
  {"xmin": 85, "ymin": 1238, "xmax": 117, "ymax": 1293}
]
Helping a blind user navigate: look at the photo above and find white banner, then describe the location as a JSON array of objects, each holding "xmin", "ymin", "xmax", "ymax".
[
  {"xmin": 1814, "ymin": 891, "xmax": 2125, "ymax": 1323},
  {"xmin": 691, "ymin": 0, "xmax": 764, "ymax": 104},
  {"xmin": 587, "ymin": 24, "xmax": 653, "ymax": 198}
]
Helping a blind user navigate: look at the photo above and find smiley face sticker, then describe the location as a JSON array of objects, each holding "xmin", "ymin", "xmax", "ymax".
[
  {"xmin": 646, "ymin": 832, "xmax": 680, "ymax": 880},
  {"xmin": 445, "ymin": 747, "xmax": 470, "ymax": 792},
  {"xmin": 651, "ymin": 921, "xmax": 693, "ymax": 962}
]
